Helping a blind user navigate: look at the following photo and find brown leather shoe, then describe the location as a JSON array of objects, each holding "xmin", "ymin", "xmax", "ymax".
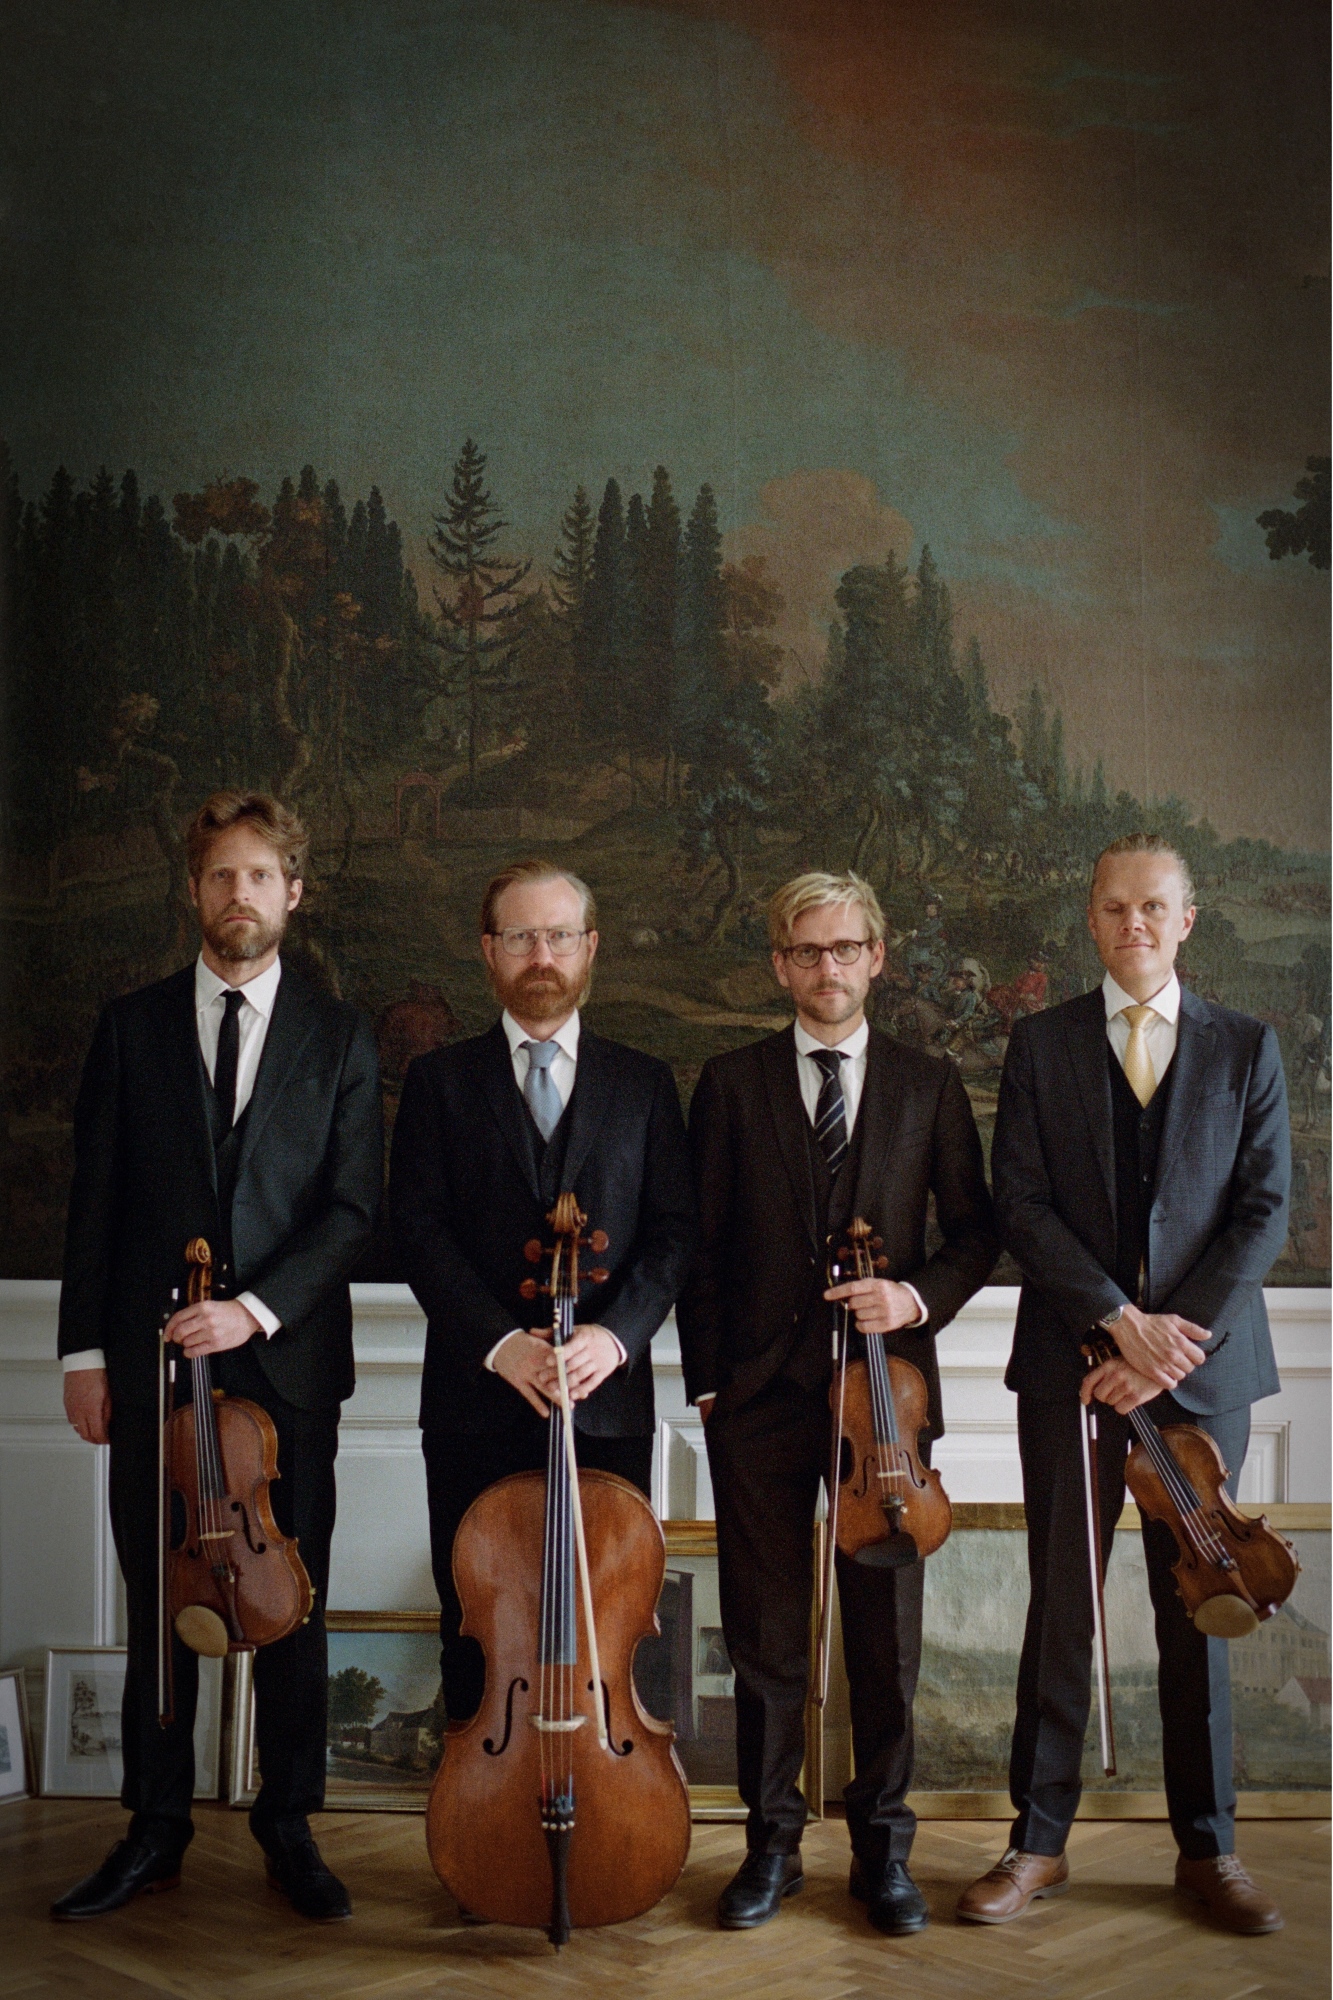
[
  {"xmin": 1175, "ymin": 1855, "xmax": 1283, "ymax": 1934},
  {"xmin": 956, "ymin": 1848, "xmax": 1069, "ymax": 1924}
]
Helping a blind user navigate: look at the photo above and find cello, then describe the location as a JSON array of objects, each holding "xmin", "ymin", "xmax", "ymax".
[
  {"xmin": 157, "ymin": 1237, "xmax": 313, "ymax": 1723},
  {"xmin": 425, "ymin": 1193, "xmax": 690, "ymax": 1946},
  {"xmin": 816, "ymin": 1217, "xmax": 951, "ymax": 1702}
]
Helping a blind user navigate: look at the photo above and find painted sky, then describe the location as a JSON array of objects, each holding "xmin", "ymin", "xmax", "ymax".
[{"xmin": 2, "ymin": 0, "xmax": 1327, "ymax": 842}]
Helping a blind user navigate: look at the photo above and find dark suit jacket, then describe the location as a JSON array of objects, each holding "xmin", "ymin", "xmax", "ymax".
[
  {"xmin": 992, "ymin": 985, "xmax": 1290, "ymax": 1414},
  {"xmin": 58, "ymin": 962, "xmax": 384, "ymax": 1411},
  {"xmin": 675, "ymin": 1024, "xmax": 1000, "ymax": 1435},
  {"xmin": 389, "ymin": 1020, "xmax": 697, "ymax": 1438}
]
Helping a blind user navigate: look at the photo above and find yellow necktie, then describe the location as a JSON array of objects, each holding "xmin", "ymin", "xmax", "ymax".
[{"xmin": 1120, "ymin": 1004, "xmax": 1157, "ymax": 1107}]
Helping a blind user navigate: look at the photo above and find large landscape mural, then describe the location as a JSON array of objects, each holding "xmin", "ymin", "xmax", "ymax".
[{"xmin": 0, "ymin": 0, "xmax": 1327, "ymax": 1282}]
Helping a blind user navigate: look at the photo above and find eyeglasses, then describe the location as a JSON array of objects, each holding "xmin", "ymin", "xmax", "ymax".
[
  {"xmin": 779, "ymin": 939, "xmax": 873, "ymax": 969},
  {"xmin": 490, "ymin": 926, "xmax": 589, "ymax": 958}
]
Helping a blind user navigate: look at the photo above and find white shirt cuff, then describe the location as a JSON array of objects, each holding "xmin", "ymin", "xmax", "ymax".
[
  {"xmin": 62, "ymin": 1349, "xmax": 106, "ymax": 1373},
  {"xmin": 484, "ymin": 1329, "xmax": 525, "ymax": 1371},
  {"xmin": 237, "ymin": 1292, "xmax": 281, "ymax": 1338},
  {"xmin": 901, "ymin": 1283, "xmax": 928, "ymax": 1329}
]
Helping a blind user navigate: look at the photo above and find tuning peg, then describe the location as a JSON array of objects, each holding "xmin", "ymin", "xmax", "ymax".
[
  {"xmin": 589, "ymin": 1229, "xmax": 609, "ymax": 1254},
  {"xmin": 523, "ymin": 1239, "xmax": 544, "ymax": 1264},
  {"xmin": 588, "ymin": 1268, "xmax": 609, "ymax": 1285},
  {"xmin": 871, "ymin": 1235, "xmax": 884, "ymax": 1250},
  {"xmin": 519, "ymin": 1278, "xmax": 539, "ymax": 1301},
  {"xmin": 874, "ymin": 1256, "xmax": 890, "ymax": 1273}
]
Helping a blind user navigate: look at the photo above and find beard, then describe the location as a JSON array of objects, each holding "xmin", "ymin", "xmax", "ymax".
[
  {"xmin": 202, "ymin": 904, "xmax": 288, "ymax": 963},
  {"xmin": 491, "ymin": 955, "xmax": 590, "ymax": 1020},
  {"xmin": 800, "ymin": 980, "xmax": 866, "ymax": 1023}
]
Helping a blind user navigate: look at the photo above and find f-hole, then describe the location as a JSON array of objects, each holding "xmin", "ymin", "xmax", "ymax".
[
  {"xmin": 483, "ymin": 1676, "xmax": 529, "ymax": 1755},
  {"xmin": 592, "ymin": 1680, "xmax": 633, "ymax": 1755}
]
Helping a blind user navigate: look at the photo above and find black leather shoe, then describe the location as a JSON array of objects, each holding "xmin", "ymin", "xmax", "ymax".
[
  {"xmin": 850, "ymin": 1855, "xmax": 929, "ymax": 1934},
  {"xmin": 261, "ymin": 1832, "xmax": 352, "ymax": 1921},
  {"xmin": 718, "ymin": 1851, "xmax": 804, "ymax": 1929},
  {"xmin": 51, "ymin": 1834, "xmax": 183, "ymax": 1920}
]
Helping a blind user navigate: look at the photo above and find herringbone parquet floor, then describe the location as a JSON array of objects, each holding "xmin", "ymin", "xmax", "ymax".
[{"xmin": 3, "ymin": 1802, "xmax": 1327, "ymax": 1999}]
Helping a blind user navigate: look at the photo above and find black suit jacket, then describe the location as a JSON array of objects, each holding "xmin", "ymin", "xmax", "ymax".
[
  {"xmin": 58, "ymin": 962, "xmax": 384, "ymax": 1411},
  {"xmin": 676, "ymin": 1024, "xmax": 999, "ymax": 1435},
  {"xmin": 389, "ymin": 1020, "xmax": 697, "ymax": 1438},
  {"xmin": 991, "ymin": 986, "xmax": 1290, "ymax": 1414}
]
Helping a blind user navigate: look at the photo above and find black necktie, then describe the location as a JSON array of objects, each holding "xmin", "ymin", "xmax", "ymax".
[
  {"xmin": 213, "ymin": 990, "xmax": 243, "ymax": 1132},
  {"xmin": 810, "ymin": 1048, "xmax": 849, "ymax": 1177}
]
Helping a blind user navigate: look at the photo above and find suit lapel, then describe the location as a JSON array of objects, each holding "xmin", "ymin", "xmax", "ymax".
[
  {"xmin": 1063, "ymin": 988, "xmax": 1116, "ymax": 1220},
  {"xmin": 234, "ymin": 966, "xmax": 318, "ymax": 1182},
  {"xmin": 560, "ymin": 1025, "xmax": 614, "ymax": 1192},
  {"xmin": 849, "ymin": 1029, "xmax": 909, "ymax": 1220},
  {"xmin": 476, "ymin": 1018, "xmax": 543, "ymax": 1201},
  {"xmin": 760, "ymin": 1027, "xmax": 819, "ymax": 1253},
  {"xmin": 1154, "ymin": 990, "xmax": 1216, "ymax": 1197},
  {"xmin": 162, "ymin": 966, "xmax": 219, "ymax": 1198}
]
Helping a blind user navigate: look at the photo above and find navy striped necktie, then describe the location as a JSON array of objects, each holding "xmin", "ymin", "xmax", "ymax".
[{"xmin": 810, "ymin": 1048, "xmax": 849, "ymax": 1177}]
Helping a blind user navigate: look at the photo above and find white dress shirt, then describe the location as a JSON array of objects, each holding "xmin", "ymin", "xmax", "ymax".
[
  {"xmin": 1102, "ymin": 970, "xmax": 1181, "ymax": 1087},
  {"xmin": 61, "ymin": 955, "xmax": 283, "ymax": 1374},
  {"xmin": 485, "ymin": 1009, "xmax": 626, "ymax": 1373}
]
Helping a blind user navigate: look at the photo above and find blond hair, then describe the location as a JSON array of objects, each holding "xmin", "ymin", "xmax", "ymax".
[
  {"xmin": 186, "ymin": 791, "xmax": 308, "ymax": 882},
  {"xmin": 1090, "ymin": 835, "xmax": 1195, "ymax": 908},
  {"xmin": 768, "ymin": 870, "xmax": 886, "ymax": 950},
  {"xmin": 480, "ymin": 859, "xmax": 597, "ymax": 934}
]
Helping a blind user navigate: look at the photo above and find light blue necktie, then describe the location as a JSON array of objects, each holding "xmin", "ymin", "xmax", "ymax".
[{"xmin": 523, "ymin": 1039, "xmax": 561, "ymax": 1141}]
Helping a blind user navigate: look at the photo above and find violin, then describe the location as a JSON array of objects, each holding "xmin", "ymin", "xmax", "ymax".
[
  {"xmin": 816, "ymin": 1218, "xmax": 951, "ymax": 1702},
  {"xmin": 157, "ymin": 1238, "xmax": 313, "ymax": 1722},
  {"xmin": 1082, "ymin": 1335, "xmax": 1300, "ymax": 1641},
  {"xmin": 425, "ymin": 1192, "xmax": 690, "ymax": 1947}
]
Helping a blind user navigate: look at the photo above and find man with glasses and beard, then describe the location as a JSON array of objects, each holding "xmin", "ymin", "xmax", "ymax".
[
  {"xmin": 54, "ymin": 793, "xmax": 382, "ymax": 1923},
  {"xmin": 677, "ymin": 872, "xmax": 997, "ymax": 1935},
  {"xmin": 390, "ymin": 859, "xmax": 696, "ymax": 1727}
]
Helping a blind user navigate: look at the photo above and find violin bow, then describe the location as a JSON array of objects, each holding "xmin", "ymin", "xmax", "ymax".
[
  {"xmin": 1079, "ymin": 1384, "xmax": 1117, "ymax": 1777},
  {"xmin": 815, "ymin": 1262, "xmax": 852, "ymax": 1709}
]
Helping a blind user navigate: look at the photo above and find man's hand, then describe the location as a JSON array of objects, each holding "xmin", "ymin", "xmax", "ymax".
[
  {"xmin": 697, "ymin": 1395, "xmax": 716, "ymax": 1426},
  {"xmin": 165, "ymin": 1298, "xmax": 261, "ymax": 1357},
  {"xmin": 823, "ymin": 1277, "xmax": 923, "ymax": 1336},
  {"xmin": 1082, "ymin": 1356, "xmax": 1161, "ymax": 1415},
  {"xmin": 535, "ymin": 1326, "xmax": 623, "ymax": 1404},
  {"xmin": 64, "ymin": 1367, "xmax": 112, "ymax": 1445},
  {"xmin": 493, "ymin": 1329, "xmax": 557, "ymax": 1417},
  {"xmin": 1111, "ymin": 1304, "xmax": 1209, "ymax": 1391}
]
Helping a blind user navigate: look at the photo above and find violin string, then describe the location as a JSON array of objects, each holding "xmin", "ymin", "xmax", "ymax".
[
  {"xmin": 1125, "ymin": 1409, "xmax": 1229, "ymax": 1567},
  {"xmin": 859, "ymin": 1242, "xmax": 902, "ymax": 1490}
]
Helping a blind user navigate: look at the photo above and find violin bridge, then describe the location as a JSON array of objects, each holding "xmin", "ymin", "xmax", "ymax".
[{"xmin": 530, "ymin": 1715, "xmax": 588, "ymax": 1734}]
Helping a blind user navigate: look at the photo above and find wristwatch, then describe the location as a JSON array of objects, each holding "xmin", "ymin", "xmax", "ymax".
[{"xmin": 1098, "ymin": 1305, "xmax": 1125, "ymax": 1330}]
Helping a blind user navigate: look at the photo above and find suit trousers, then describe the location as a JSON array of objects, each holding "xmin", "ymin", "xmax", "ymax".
[
  {"xmin": 707, "ymin": 1376, "xmax": 926, "ymax": 1860},
  {"xmin": 109, "ymin": 1341, "xmax": 338, "ymax": 1852},
  {"xmin": 422, "ymin": 1424, "xmax": 654, "ymax": 1722},
  {"xmin": 1010, "ymin": 1389, "xmax": 1249, "ymax": 1860}
]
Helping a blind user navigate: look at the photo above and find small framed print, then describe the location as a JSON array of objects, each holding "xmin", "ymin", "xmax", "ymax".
[
  {"xmin": 0, "ymin": 1668, "xmax": 35, "ymax": 1803},
  {"xmin": 41, "ymin": 1648, "xmax": 223, "ymax": 1799}
]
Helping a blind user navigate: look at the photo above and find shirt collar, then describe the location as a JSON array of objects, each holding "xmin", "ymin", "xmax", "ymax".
[
  {"xmin": 794, "ymin": 1017, "xmax": 870, "ymax": 1061},
  {"xmin": 1102, "ymin": 969, "xmax": 1181, "ymax": 1025},
  {"xmin": 502, "ymin": 1007, "xmax": 582, "ymax": 1061},
  {"xmin": 195, "ymin": 953, "xmax": 283, "ymax": 1019}
]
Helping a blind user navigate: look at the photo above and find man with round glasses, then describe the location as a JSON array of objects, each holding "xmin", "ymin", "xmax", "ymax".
[
  {"xmin": 678, "ymin": 870, "xmax": 997, "ymax": 1936},
  {"xmin": 389, "ymin": 859, "xmax": 696, "ymax": 1726}
]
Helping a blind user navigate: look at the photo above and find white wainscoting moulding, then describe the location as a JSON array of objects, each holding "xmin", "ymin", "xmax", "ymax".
[{"xmin": 1, "ymin": 1281, "xmax": 1327, "ymax": 1665}]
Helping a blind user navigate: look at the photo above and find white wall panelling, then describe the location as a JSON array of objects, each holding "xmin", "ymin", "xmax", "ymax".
[{"xmin": 2, "ymin": 1282, "xmax": 1328, "ymax": 1667}]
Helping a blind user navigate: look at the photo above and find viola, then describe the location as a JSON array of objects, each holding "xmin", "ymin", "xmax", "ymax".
[
  {"xmin": 1083, "ymin": 1336, "xmax": 1299, "ymax": 1640},
  {"xmin": 425, "ymin": 1192, "xmax": 690, "ymax": 1947},
  {"xmin": 157, "ymin": 1238, "xmax": 313, "ymax": 1719},
  {"xmin": 826, "ymin": 1218, "xmax": 952, "ymax": 1569},
  {"xmin": 816, "ymin": 1218, "xmax": 951, "ymax": 1705}
]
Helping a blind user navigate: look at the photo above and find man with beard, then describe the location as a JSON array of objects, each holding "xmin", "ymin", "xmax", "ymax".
[
  {"xmin": 677, "ymin": 871, "xmax": 997, "ymax": 1934},
  {"xmin": 390, "ymin": 860, "xmax": 695, "ymax": 1724},
  {"xmin": 54, "ymin": 793, "xmax": 382, "ymax": 1923}
]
